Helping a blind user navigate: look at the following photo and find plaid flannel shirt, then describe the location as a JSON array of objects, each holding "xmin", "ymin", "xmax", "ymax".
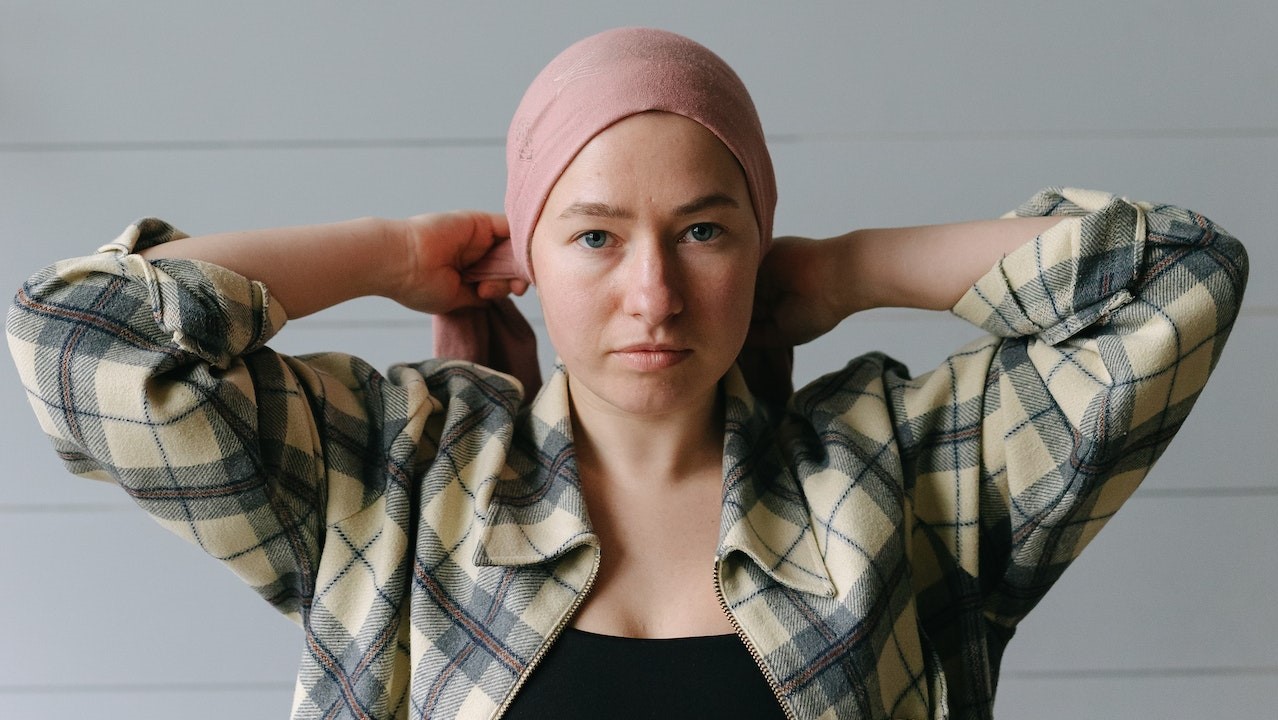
[{"xmin": 7, "ymin": 188, "xmax": 1247, "ymax": 719}]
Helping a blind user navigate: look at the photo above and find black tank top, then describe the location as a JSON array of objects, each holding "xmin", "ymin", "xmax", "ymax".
[{"xmin": 502, "ymin": 627, "xmax": 789, "ymax": 719}]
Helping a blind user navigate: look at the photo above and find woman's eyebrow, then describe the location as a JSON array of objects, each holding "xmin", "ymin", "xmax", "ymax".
[
  {"xmin": 675, "ymin": 193, "xmax": 739, "ymax": 216},
  {"xmin": 558, "ymin": 201, "xmax": 632, "ymax": 220},
  {"xmin": 558, "ymin": 193, "xmax": 740, "ymax": 220}
]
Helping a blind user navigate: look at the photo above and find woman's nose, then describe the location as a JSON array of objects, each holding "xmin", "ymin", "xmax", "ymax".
[{"xmin": 622, "ymin": 241, "xmax": 684, "ymax": 324}]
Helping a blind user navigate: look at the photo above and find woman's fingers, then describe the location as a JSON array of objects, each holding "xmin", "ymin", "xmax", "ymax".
[
  {"xmin": 475, "ymin": 278, "xmax": 528, "ymax": 300},
  {"xmin": 485, "ymin": 212, "xmax": 510, "ymax": 240},
  {"xmin": 749, "ymin": 235, "xmax": 850, "ymax": 346}
]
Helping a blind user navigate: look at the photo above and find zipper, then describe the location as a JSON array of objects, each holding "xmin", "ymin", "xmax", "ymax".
[
  {"xmin": 492, "ymin": 546, "xmax": 601, "ymax": 719},
  {"xmin": 714, "ymin": 559, "xmax": 799, "ymax": 720}
]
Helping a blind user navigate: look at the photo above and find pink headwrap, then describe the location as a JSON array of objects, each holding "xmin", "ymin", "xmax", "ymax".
[{"xmin": 434, "ymin": 27, "xmax": 791, "ymax": 405}]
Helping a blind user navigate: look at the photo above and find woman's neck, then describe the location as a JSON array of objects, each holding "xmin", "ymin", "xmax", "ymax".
[{"xmin": 567, "ymin": 377, "xmax": 725, "ymax": 488}]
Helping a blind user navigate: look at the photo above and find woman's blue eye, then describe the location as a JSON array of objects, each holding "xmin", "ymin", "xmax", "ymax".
[
  {"xmin": 684, "ymin": 223, "xmax": 721, "ymax": 243},
  {"xmin": 577, "ymin": 230, "xmax": 608, "ymax": 249}
]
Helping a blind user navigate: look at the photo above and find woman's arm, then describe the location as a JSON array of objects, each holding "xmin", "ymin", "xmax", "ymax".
[
  {"xmin": 750, "ymin": 216, "xmax": 1063, "ymax": 346},
  {"xmin": 6, "ymin": 210, "xmax": 523, "ymax": 620},
  {"xmin": 837, "ymin": 216, "xmax": 1066, "ymax": 312},
  {"xmin": 138, "ymin": 212, "xmax": 525, "ymax": 319},
  {"xmin": 780, "ymin": 189, "xmax": 1246, "ymax": 703}
]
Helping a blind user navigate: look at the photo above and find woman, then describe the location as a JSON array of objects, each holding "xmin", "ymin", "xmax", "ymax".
[{"xmin": 5, "ymin": 27, "xmax": 1247, "ymax": 720}]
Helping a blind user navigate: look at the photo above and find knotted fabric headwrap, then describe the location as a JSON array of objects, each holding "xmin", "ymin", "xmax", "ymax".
[{"xmin": 434, "ymin": 27, "xmax": 792, "ymax": 406}]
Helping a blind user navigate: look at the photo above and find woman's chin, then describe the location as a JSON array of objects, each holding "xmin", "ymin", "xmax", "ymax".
[{"xmin": 567, "ymin": 370, "xmax": 719, "ymax": 420}]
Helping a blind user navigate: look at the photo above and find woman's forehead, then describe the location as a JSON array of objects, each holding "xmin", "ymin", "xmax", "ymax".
[{"xmin": 546, "ymin": 113, "xmax": 751, "ymax": 210}]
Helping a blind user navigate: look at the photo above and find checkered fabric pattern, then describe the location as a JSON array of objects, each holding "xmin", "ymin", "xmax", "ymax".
[{"xmin": 6, "ymin": 188, "xmax": 1247, "ymax": 719}]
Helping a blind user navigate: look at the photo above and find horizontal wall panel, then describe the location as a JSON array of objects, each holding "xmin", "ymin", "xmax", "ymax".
[
  {"xmin": 0, "ymin": 687, "xmax": 292, "ymax": 720},
  {"xmin": 0, "ymin": 512, "xmax": 300, "ymax": 688},
  {"xmin": 994, "ymin": 673, "xmax": 1277, "ymax": 718},
  {"xmin": 2, "ymin": 2, "xmax": 1274, "ymax": 144},
  {"xmin": 768, "ymin": 139, "xmax": 1275, "ymax": 310},
  {"xmin": 1000, "ymin": 494, "xmax": 1278, "ymax": 671}
]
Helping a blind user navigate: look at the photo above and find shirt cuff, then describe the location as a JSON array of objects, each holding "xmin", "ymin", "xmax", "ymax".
[
  {"xmin": 96, "ymin": 218, "xmax": 288, "ymax": 367},
  {"xmin": 951, "ymin": 187, "xmax": 1145, "ymax": 345}
]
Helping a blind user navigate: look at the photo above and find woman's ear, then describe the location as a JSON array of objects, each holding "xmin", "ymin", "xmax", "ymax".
[{"xmin": 524, "ymin": 229, "xmax": 540, "ymax": 286}]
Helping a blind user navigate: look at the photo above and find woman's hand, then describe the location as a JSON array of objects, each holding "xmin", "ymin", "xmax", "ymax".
[
  {"xmin": 393, "ymin": 211, "xmax": 528, "ymax": 315},
  {"xmin": 748, "ymin": 235, "xmax": 854, "ymax": 347}
]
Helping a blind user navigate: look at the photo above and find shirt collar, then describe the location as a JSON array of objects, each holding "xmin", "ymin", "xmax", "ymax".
[
  {"xmin": 717, "ymin": 366, "xmax": 836, "ymax": 597},
  {"xmin": 474, "ymin": 363, "xmax": 835, "ymax": 598}
]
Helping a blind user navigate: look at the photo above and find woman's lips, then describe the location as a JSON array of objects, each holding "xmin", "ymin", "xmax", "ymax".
[{"xmin": 611, "ymin": 345, "xmax": 692, "ymax": 371}]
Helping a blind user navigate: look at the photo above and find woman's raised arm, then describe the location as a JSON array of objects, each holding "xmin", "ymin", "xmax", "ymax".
[
  {"xmin": 138, "ymin": 211, "xmax": 524, "ymax": 319},
  {"xmin": 750, "ymin": 215, "xmax": 1063, "ymax": 347},
  {"xmin": 5, "ymin": 210, "xmax": 525, "ymax": 623}
]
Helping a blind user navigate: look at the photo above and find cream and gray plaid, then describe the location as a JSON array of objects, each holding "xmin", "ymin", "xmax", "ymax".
[{"xmin": 6, "ymin": 188, "xmax": 1248, "ymax": 718}]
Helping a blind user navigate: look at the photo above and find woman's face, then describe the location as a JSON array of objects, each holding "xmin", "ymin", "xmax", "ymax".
[{"xmin": 530, "ymin": 112, "xmax": 760, "ymax": 418}]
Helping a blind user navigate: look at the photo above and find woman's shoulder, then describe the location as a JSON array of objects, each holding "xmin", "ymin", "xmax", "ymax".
[
  {"xmin": 785, "ymin": 336, "xmax": 1002, "ymax": 441},
  {"xmin": 392, "ymin": 358, "xmax": 529, "ymax": 415},
  {"xmin": 790, "ymin": 351, "xmax": 913, "ymax": 417},
  {"xmin": 776, "ymin": 352, "xmax": 912, "ymax": 456}
]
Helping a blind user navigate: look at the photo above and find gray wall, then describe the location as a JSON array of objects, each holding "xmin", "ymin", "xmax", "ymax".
[{"xmin": 2, "ymin": 1, "xmax": 1273, "ymax": 717}]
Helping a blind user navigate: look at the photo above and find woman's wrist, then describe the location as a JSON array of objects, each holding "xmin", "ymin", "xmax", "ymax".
[
  {"xmin": 830, "ymin": 228, "xmax": 890, "ymax": 316},
  {"xmin": 376, "ymin": 216, "xmax": 417, "ymax": 304}
]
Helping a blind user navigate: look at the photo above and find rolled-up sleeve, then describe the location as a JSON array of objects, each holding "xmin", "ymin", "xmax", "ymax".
[
  {"xmin": 6, "ymin": 219, "xmax": 422, "ymax": 621},
  {"xmin": 904, "ymin": 187, "xmax": 1248, "ymax": 635}
]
